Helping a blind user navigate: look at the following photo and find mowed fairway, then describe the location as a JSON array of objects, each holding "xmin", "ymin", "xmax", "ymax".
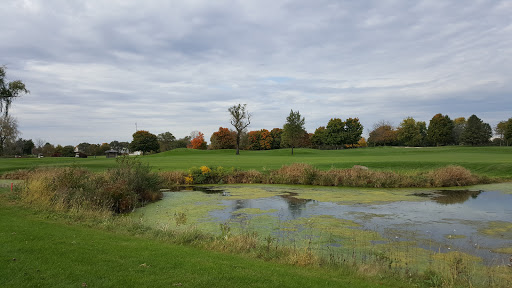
[{"xmin": 2, "ymin": 146, "xmax": 512, "ymax": 178}]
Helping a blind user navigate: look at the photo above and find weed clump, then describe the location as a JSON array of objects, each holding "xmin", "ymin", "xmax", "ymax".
[
  {"xmin": 160, "ymin": 170, "xmax": 187, "ymax": 186},
  {"xmin": 224, "ymin": 169, "xmax": 264, "ymax": 184},
  {"xmin": 18, "ymin": 157, "xmax": 161, "ymax": 214},
  {"xmin": 427, "ymin": 165, "xmax": 480, "ymax": 187},
  {"xmin": 270, "ymin": 163, "xmax": 318, "ymax": 185}
]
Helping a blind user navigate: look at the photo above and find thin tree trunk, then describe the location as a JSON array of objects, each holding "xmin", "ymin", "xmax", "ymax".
[{"xmin": 236, "ymin": 135, "xmax": 240, "ymax": 155}]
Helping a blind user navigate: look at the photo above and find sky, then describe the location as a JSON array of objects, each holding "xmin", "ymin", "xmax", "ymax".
[{"xmin": 1, "ymin": 0, "xmax": 511, "ymax": 146}]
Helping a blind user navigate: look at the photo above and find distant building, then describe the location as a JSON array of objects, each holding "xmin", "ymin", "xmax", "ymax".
[
  {"xmin": 74, "ymin": 147, "xmax": 87, "ymax": 158},
  {"xmin": 105, "ymin": 150, "xmax": 119, "ymax": 158}
]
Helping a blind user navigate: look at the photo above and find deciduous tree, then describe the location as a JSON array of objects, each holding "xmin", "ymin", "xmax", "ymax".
[
  {"xmin": 228, "ymin": 104, "xmax": 251, "ymax": 155},
  {"xmin": 210, "ymin": 127, "xmax": 236, "ymax": 149},
  {"xmin": 325, "ymin": 118, "xmax": 345, "ymax": 149},
  {"xmin": 0, "ymin": 115, "xmax": 18, "ymax": 155},
  {"xmin": 248, "ymin": 129, "xmax": 272, "ymax": 150},
  {"xmin": 368, "ymin": 121, "xmax": 397, "ymax": 146},
  {"xmin": 130, "ymin": 130, "xmax": 159, "ymax": 155},
  {"xmin": 495, "ymin": 121, "xmax": 507, "ymax": 146},
  {"xmin": 505, "ymin": 118, "xmax": 512, "ymax": 146},
  {"xmin": 427, "ymin": 113, "xmax": 454, "ymax": 146},
  {"xmin": 188, "ymin": 131, "xmax": 207, "ymax": 150},
  {"xmin": 282, "ymin": 110, "xmax": 305, "ymax": 155},
  {"xmin": 61, "ymin": 145, "xmax": 75, "ymax": 157},
  {"xmin": 77, "ymin": 142, "xmax": 92, "ymax": 155},
  {"xmin": 397, "ymin": 117, "xmax": 426, "ymax": 147},
  {"xmin": 311, "ymin": 126, "xmax": 326, "ymax": 148},
  {"xmin": 344, "ymin": 118, "xmax": 364, "ymax": 147},
  {"xmin": 98, "ymin": 143, "xmax": 111, "ymax": 155},
  {"xmin": 452, "ymin": 117, "xmax": 466, "ymax": 145},
  {"xmin": 270, "ymin": 128, "xmax": 282, "ymax": 149},
  {"xmin": 0, "ymin": 66, "xmax": 29, "ymax": 117},
  {"xmin": 460, "ymin": 115, "xmax": 492, "ymax": 146},
  {"xmin": 41, "ymin": 143, "xmax": 56, "ymax": 156},
  {"xmin": 157, "ymin": 132, "xmax": 176, "ymax": 152}
]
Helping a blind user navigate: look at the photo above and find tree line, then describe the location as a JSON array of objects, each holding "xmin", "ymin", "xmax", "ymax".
[
  {"xmin": 2, "ymin": 63, "xmax": 512, "ymax": 157},
  {"xmin": 367, "ymin": 113, "xmax": 509, "ymax": 147}
]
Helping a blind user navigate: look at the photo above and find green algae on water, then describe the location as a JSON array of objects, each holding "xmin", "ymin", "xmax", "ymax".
[{"xmin": 479, "ymin": 221, "xmax": 512, "ymax": 239}]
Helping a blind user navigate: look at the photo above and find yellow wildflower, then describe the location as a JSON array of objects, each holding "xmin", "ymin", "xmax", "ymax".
[{"xmin": 200, "ymin": 166, "xmax": 211, "ymax": 174}]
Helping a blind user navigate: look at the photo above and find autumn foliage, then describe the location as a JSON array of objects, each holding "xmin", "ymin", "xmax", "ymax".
[
  {"xmin": 248, "ymin": 129, "xmax": 272, "ymax": 150},
  {"xmin": 188, "ymin": 132, "xmax": 207, "ymax": 150},
  {"xmin": 210, "ymin": 127, "xmax": 236, "ymax": 149}
]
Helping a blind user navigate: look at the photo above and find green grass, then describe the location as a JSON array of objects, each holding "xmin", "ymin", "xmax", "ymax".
[
  {"xmin": 2, "ymin": 146, "xmax": 512, "ymax": 178},
  {"xmin": 0, "ymin": 188, "xmax": 406, "ymax": 288}
]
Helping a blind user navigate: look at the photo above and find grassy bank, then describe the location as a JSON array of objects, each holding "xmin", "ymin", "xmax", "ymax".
[
  {"xmin": 2, "ymin": 146, "xmax": 512, "ymax": 179},
  {"xmin": 0, "ymin": 187, "xmax": 407, "ymax": 288}
]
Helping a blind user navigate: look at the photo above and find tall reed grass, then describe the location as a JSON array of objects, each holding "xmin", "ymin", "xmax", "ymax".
[
  {"xmin": 168, "ymin": 163, "xmax": 487, "ymax": 188},
  {"xmin": 18, "ymin": 157, "xmax": 162, "ymax": 214}
]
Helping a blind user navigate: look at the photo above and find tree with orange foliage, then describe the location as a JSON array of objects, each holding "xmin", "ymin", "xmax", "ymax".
[
  {"xmin": 247, "ymin": 130, "xmax": 261, "ymax": 150},
  {"xmin": 210, "ymin": 127, "xmax": 236, "ymax": 149},
  {"xmin": 188, "ymin": 131, "xmax": 207, "ymax": 150},
  {"xmin": 248, "ymin": 129, "xmax": 273, "ymax": 150}
]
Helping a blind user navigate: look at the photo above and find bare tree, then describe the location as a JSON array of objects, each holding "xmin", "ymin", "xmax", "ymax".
[{"xmin": 228, "ymin": 104, "xmax": 251, "ymax": 155}]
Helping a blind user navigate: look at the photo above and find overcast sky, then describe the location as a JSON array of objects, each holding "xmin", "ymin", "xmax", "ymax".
[{"xmin": 2, "ymin": 0, "xmax": 511, "ymax": 145}]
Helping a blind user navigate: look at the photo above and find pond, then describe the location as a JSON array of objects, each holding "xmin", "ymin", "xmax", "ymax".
[{"xmin": 132, "ymin": 183, "xmax": 512, "ymax": 266}]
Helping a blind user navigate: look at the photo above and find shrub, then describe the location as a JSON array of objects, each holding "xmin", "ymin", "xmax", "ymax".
[
  {"xmin": 427, "ymin": 166, "xmax": 479, "ymax": 187},
  {"xmin": 224, "ymin": 169, "xmax": 264, "ymax": 184},
  {"xmin": 19, "ymin": 157, "xmax": 162, "ymax": 214},
  {"xmin": 0, "ymin": 168, "xmax": 33, "ymax": 180},
  {"xmin": 103, "ymin": 157, "xmax": 162, "ymax": 212},
  {"xmin": 270, "ymin": 163, "xmax": 318, "ymax": 185},
  {"xmin": 187, "ymin": 166, "xmax": 226, "ymax": 184},
  {"xmin": 20, "ymin": 167, "xmax": 111, "ymax": 212},
  {"xmin": 159, "ymin": 170, "xmax": 187, "ymax": 186}
]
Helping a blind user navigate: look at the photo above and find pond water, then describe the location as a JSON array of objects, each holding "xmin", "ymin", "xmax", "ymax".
[{"xmin": 133, "ymin": 183, "xmax": 512, "ymax": 265}]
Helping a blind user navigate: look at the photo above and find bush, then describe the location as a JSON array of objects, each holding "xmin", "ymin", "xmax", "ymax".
[
  {"xmin": 103, "ymin": 157, "xmax": 162, "ymax": 212},
  {"xmin": 270, "ymin": 163, "xmax": 318, "ymax": 185},
  {"xmin": 187, "ymin": 166, "xmax": 226, "ymax": 184},
  {"xmin": 427, "ymin": 166, "xmax": 479, "ymax": 187},
  {"xmin": 19, "ymin": 157, "xmax": 162, "ymax": 214},
  {"xmin": 224, "ymin": 169, "xmax": 264, "ymax": 184},
  {"xmin": 20, "ymin": 167, "xmax": 111, "ymax": 212},
  {"xmin": 160, "ymin": 170, "xmax": 187, "ymax": 186}
]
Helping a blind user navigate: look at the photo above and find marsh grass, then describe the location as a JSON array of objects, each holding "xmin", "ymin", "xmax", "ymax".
[
  {"xmin": 174, "ymin": 163, "xmax": 486, "ymax": 188},
  {"xmin": 17, "ymin": 157, "xmax": 162, "ymax": 214}
]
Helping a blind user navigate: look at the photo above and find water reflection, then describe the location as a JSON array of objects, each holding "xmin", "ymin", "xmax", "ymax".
[
  {"xmin": 206, "ymin": 188, "xmax": 512, "ymax": 264},
  {"xmin": 279, "ymin": 192, "xmax": 314, "ymax": 218},
  {"xmin": 434, "ymin": 190, "xmax": 482, "ymax": 204},
  {"xmin": 154, "ymin": 185, "xmax": 511, "ymax": 264},
  {"xmin": 411, "ymin": 190, "xmax": 482, "ymax": 204}
]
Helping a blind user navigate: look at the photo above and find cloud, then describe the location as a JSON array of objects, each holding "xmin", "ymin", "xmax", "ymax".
[{"xmin": 1, "ymin": 0, "xmax": 511, "ymax": 145}]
